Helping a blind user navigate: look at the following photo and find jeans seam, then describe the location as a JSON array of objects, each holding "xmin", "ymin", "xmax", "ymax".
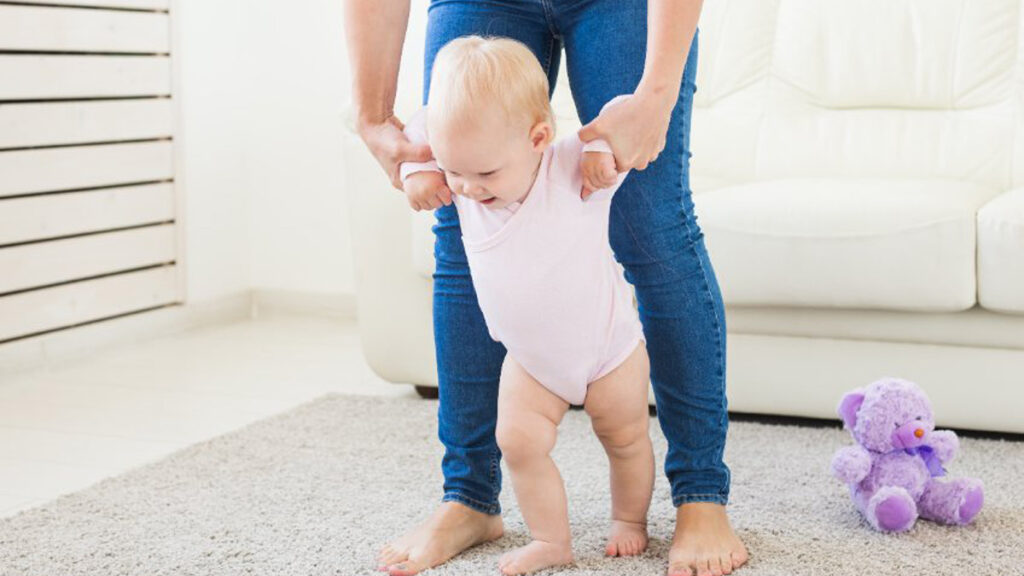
[
  {"xmin": 489, "ymin": 446, "xmax": 501, "ymax": 504},
  {"xmin": 544, "ymin": 34, "xmax": 555, "ymax": 79},
  {"xmin": 673, "ymin": 92, "xmax": 730, "ymax": 503},
  {"xmin": 538, "ymin": 0, "xmax": 560, "ymax": 39}
]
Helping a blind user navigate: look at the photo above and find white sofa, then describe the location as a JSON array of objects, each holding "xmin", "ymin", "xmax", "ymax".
[{"xmin": 342, "ymin": 0, "xmax": 1024, "ymax": 433}]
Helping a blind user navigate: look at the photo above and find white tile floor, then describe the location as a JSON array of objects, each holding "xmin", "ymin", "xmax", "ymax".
[{"xmin": 0, "ymin": 313, "xmax": 417, "ymax": 518}]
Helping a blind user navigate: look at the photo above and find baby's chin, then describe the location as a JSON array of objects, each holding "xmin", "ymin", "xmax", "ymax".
[{"xmin": 478, "ymin": 197, "xmax": 509, "ymax": 210}]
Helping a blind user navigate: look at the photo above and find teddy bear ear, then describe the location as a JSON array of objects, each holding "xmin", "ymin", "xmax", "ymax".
[{"xmin": 837, "ymin": 389, "xmax": 866, "ymax": 430}]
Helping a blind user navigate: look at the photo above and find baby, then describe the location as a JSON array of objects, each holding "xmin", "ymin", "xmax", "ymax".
[{"xmin": 399, "ymin": 35, "xmax": 654, "ymax": 576}]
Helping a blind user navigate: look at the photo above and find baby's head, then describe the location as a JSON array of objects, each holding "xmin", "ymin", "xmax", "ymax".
[{"xmin": 427, "ymin": 35, "xmax": 555, "ymax": 209}]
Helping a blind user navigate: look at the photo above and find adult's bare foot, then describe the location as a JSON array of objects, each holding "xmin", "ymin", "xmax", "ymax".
[
  {"xmin": 666, "ymin": 502, "xmax": 748, "ymax": 576},
  {"xmin": 376, "ymin": 501, "xmax": 504, "ymax": 576}
]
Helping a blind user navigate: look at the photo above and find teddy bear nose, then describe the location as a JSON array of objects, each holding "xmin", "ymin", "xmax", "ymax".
[{"xmin": 914, "ymin": 428, "xmax": 924, "ymax": 438}]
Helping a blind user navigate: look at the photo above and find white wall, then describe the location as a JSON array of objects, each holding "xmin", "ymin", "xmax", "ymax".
[
  {"xmin": 177, "ymin": 0, "xmax": 434, "ymax": 304},
  {"xmin": 241, "ymin": 1, "xmax": 353, "ymax": 296},
  {"xmin": 174, "ymin": 0, "xmax": 251, "ymax": 304}
]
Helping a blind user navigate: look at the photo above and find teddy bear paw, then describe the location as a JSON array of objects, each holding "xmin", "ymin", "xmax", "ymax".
[
  {"xmin": 867, "ymin": 487, "xmax": 918, "ymax": 532},
  {"xmin": 955, "ymin": 482, "xmax": 984, "ymax": 525}
]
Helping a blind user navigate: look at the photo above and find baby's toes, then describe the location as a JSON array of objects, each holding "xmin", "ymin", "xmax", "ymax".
[{"xmin": 633, "ymin": 536, "xmax": 647, "ymax": 555}]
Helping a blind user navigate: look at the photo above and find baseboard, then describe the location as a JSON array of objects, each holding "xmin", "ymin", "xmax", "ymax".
[
  {"xmin": 0, "ymin": 291, "xmax": 254, "ymax": 379},
  {"xmin": 0, "ymin": 289, "xmax": 360, "ymax": 380}
]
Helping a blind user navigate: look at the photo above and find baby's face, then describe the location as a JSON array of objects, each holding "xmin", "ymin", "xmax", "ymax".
[{"xmin": 430, "ymin": 112, "xmax": 552, "ymax": 210}]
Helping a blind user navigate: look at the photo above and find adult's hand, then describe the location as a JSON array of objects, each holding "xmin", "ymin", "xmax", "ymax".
[
  {"xmin": 356, "ymin": 114, "xmax": 435, "ymax": 192},
  {"xmin": 577, "ymin": 90, "xmax": 676, "ymax": 172}
]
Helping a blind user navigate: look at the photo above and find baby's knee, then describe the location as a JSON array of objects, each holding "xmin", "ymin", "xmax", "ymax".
[
  {"xmin": 595, "ymin": 420, "xmax": 651, "ymax": 458},
  {"xmin": 496, "ymin": 418, "xmax": 555, "ymax": 464}
]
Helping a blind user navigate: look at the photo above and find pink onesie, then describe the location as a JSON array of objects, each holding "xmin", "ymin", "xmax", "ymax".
[{"xmin": 400, "ymin": 97, "xmax": 644, "ymax": 405}]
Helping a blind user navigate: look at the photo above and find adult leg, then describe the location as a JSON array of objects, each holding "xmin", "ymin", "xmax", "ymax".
[
  {"xmin": 378, "ymin": 2, "xmax": 563, "ymax": 574},
  {"xmin": 558, "ymin": 2, "xmax": 748, "ymax": 575}
]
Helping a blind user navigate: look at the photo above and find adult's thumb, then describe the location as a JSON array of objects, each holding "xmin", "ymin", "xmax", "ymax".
[
  {"xmin": 577, "ymin": 121, "xmax": 599, "ymax": 142},
  {"xmin": 407, "ymin": 143, "xmax": 433, "ymax": 162}
]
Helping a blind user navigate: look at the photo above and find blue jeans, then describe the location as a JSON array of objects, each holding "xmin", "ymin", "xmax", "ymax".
[{"xmin": 424, "ymin": 0, "xmax": 729, "ymax": 514}]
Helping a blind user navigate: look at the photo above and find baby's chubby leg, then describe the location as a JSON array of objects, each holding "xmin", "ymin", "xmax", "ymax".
[
  {"xmin": 584, "ymin": 341, "xmax": 655, "ymax": 557},
  {"xmin": 495, "ymin": 356, "xmax": 574, "ymax": 575}
]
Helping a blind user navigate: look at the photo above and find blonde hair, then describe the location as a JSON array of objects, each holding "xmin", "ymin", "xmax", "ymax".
[{"xmin": 427, "ymin": 35, "xmax": 555, "ymax": 137}]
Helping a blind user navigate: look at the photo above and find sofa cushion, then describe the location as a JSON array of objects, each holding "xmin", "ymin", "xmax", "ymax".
[
  {"xmin": 692, "ymin": 178, "xmax": 1001, "ymax": 312},
  {"xmin": 978, "ymin": 189, "xmax": 1024, "ymax": 314}
]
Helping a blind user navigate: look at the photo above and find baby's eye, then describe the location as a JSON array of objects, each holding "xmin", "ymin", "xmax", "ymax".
[{"xmin": 480, "ymin": 170, "xmax": 498, "ymax": 177}]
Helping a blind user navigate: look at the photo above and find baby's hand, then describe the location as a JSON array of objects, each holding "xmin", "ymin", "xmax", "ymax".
[
  {"xmin": 580, "ymin": 151, "xmax": 619, "ymax": 200},
  {"xmin": 403, "ymin": 171, "xmax": 452, "ymax": 211}
]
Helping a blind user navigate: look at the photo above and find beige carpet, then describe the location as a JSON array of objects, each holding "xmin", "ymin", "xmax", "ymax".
[{"xmin": 1, "ymin": 393, "xmax": 1021, "ymax": 575}]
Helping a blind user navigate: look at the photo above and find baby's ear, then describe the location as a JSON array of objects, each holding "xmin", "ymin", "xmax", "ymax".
[{"xmin": 837, "ymin": 389, "xmax": 866, "ymax": 431}]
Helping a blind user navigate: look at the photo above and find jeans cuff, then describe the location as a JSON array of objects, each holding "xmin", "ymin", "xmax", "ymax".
[
  {"xmin": 442, "ymin": 491, "xmax": 502, "ymax": 516},
  {"xmin": 673, "ymin": 493, "xmax": 729, "ymax": 507}
]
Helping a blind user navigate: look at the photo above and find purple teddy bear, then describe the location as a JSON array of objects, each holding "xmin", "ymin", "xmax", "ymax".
[{"xmin": 830, "ymin": 377, "xmax": 984, "ymax": 532}]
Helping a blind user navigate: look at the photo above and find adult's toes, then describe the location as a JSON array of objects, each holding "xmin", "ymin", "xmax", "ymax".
[
  {"xmin": 379, "ymin": 548, "xmax": 405, "ymax": 566},
  {"xmin": 667, "ymin": 561, "xmax": 694, "ymax": 576},
  {"xmin": 388, "ymin": 560, "xmax": 424, "ymax": 576},
  {"xmin": 719, "ymin": 553, "xmax": 734, "ymax": 574},
  {"xmin": 378, "ymin": 545, "xmax": 405, "ymax": 565}
]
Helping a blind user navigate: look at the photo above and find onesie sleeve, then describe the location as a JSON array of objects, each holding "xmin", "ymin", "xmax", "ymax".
[{"xmin": 399, "ymin": 107, "xmax": 443, "ymax": 182}]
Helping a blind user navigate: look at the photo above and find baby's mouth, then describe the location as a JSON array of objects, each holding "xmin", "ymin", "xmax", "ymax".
[{"xmin": 480, "ymin": 197, "xmax": 496, "ymax": 205}]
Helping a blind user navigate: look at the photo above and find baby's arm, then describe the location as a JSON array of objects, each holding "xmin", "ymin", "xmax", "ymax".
[{"xmin": 399, "ymin": 108, "xmax": 452, "ymax": 211}]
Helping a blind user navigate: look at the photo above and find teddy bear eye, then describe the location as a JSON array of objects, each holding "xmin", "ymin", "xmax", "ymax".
[{"xmin": 915, "ymin": 416, "xmax": 922, "ymax": 421}]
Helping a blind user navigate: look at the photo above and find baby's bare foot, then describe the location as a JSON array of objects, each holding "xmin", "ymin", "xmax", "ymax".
[
  {"xmin": 605, "ymin": 519, "xmax": 649, "ymax": 557},
  {"xmin": 498, "ymin": 540, "xmax": 574, "ymax": 575}
]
